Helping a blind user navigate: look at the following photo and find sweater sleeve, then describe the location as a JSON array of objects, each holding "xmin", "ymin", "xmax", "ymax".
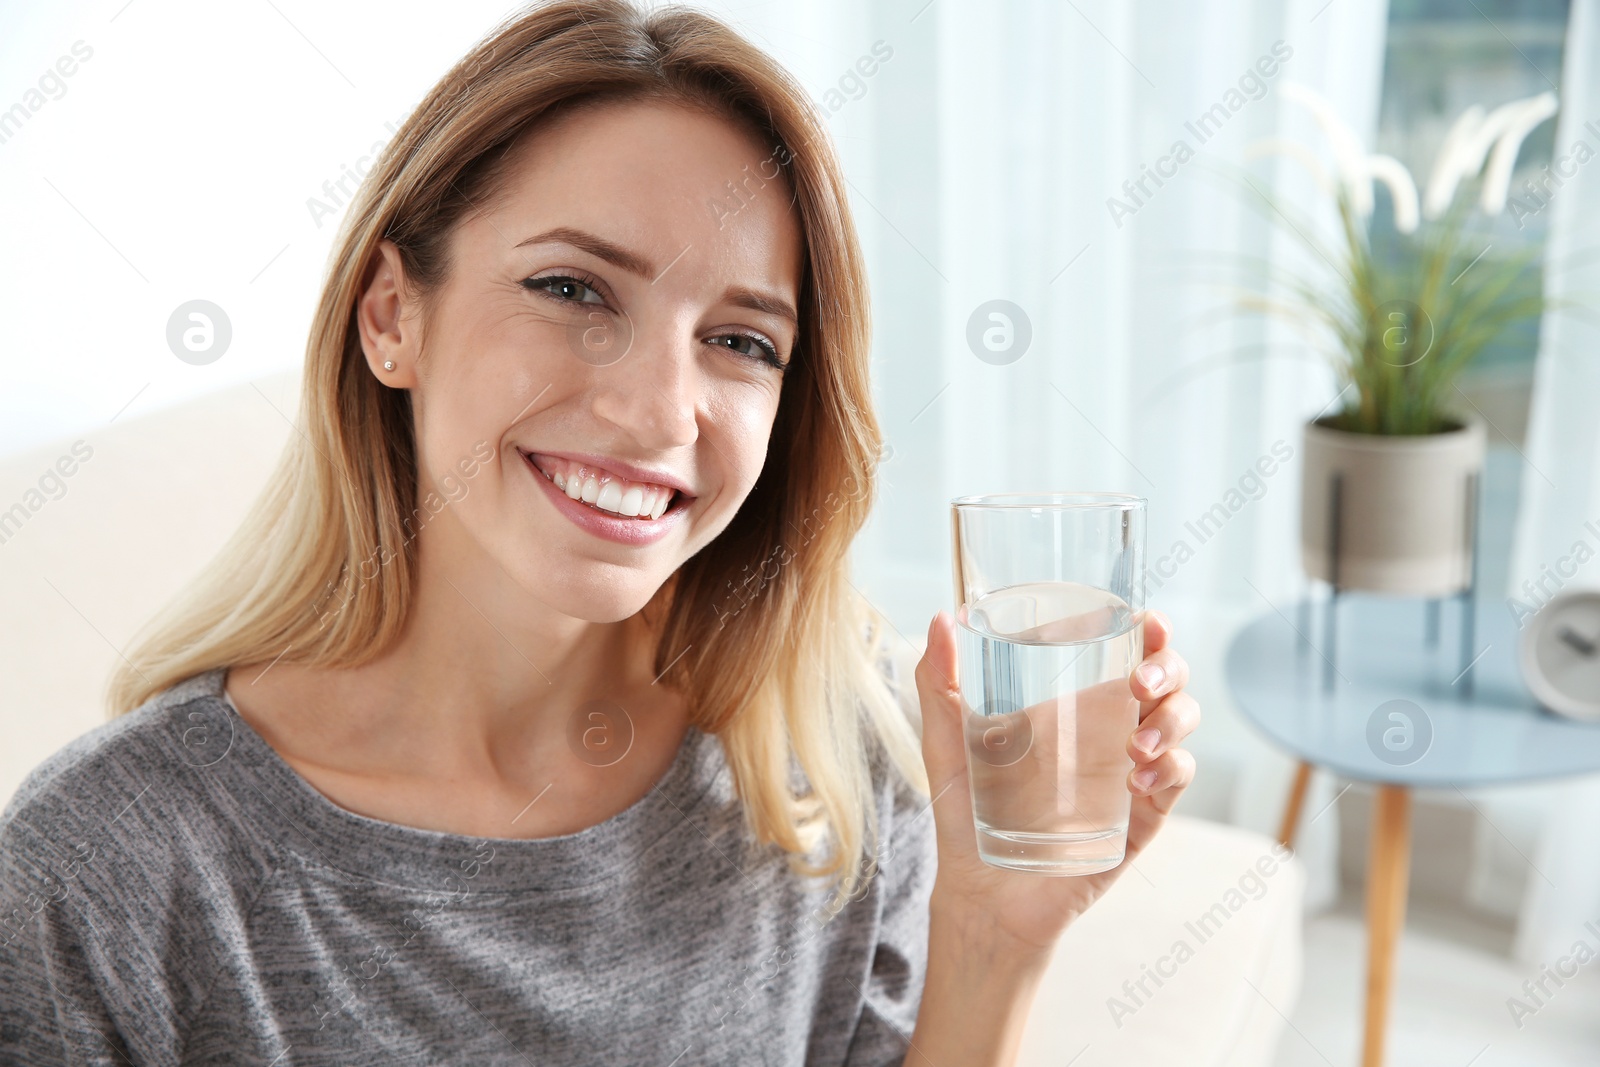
[{"xmin": 0, "ymin": 817, "xmax": 135, "ymax": 1066}]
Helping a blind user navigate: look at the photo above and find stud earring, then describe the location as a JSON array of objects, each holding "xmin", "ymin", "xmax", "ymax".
[{"xmin": 383, "ymin": 360, "xmax": 396, "ymax": 371}]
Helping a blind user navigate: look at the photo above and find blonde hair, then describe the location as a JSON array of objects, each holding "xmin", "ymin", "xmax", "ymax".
[{"xmin": 107, "ymin": 0, "xmax": 928, "ymax": 905}]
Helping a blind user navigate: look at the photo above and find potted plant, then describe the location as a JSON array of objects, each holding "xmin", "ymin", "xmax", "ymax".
[{"xmin": 1243, "ymin": 82, "xmax": 1560, "ymax": 596}]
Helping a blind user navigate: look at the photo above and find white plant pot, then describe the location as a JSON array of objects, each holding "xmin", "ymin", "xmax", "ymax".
[{"xmin": 1300, "ymin": 418, "xmax": 1486, "ymax": 597}]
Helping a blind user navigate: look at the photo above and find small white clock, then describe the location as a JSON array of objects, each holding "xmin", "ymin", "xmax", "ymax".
[{"xmin": 1520, "ymin": 590, "xmax": 1600, "ymax": 721}]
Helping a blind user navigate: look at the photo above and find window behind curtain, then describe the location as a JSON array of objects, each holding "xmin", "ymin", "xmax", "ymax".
[{"xmin": 1371, "ymin": 0, "xmax": 1572, "ymax": 594}]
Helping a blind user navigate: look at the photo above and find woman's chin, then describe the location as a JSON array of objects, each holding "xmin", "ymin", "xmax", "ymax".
[{"xmin": 511, "ymin": 570, "xmax": 665, "ymax": 625}]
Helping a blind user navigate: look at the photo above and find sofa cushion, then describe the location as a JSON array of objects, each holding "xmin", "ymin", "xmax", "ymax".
[{"xmin": 1019, "ymin": 813, "xmax": 1304, "ymax": 1066}]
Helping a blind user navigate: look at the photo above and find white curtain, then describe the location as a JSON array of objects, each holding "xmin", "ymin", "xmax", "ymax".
[
  {"xmin": 701, "ymin": 0, "xmax": 1392, "ymax": 922},
  {"xmin": 1508, "ymin": 0, "xmax": 1600, "ymax": 969}
]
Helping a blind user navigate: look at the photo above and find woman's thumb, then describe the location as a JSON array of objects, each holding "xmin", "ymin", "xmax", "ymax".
[{"xmin": 914, "ymin": 611, "xmax": 972, "ymax": 842}]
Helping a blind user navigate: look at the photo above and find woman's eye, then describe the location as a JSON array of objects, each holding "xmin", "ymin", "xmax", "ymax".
[
  {"xmin": 522, "ymin": 275, "xmax": 606, "ymax": 305},
  {"xmin": 710, "ymin": 332, "xmax": 785, "ymax": 369}
]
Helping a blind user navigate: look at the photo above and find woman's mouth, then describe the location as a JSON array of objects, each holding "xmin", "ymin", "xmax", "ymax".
[{"xmin": 519, "ymin": 450, "xmax": 686, "ymax": 521}]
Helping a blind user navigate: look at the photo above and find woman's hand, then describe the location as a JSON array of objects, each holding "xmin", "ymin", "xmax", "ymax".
[{"xmin": 913, "ymin": 608, "xmax": 1198, "ymax": 959}]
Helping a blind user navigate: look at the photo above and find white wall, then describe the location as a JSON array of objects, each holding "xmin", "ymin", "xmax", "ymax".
[{"xmin": 0, "ymin": 0, "xmax": 513, "ymax": 457}]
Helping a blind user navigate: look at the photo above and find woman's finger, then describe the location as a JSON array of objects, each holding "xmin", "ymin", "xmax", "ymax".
[
  {"xmin": 1123, "ymin": 746, "xmax": 1196, "ymax": 859},
  {"xmin": 1131, "ymin": 646, "xmax": 1189, "ymax": 703},
  {"xmin": 1127, "ymin": 690, "xmax": 1200, "ymax": 761},
  {"xmin": 1128, "ymin": 746, "xmax": 1196, "ymax": 809},
  {"xmin": 1140, "ymin": 609, "xmax": 1173, "ymax": 656}
]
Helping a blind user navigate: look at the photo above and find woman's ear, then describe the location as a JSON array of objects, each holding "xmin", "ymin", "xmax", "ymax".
[{"xmin": 357, "ymin": 239, "xmax": 421, "ymax": 388}]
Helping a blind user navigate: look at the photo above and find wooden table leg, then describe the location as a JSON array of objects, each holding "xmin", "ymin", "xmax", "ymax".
[
  {"xmin": 1277, "ymin": 761, "xmax": 1313, "ymax": 849},
  {"xmin": 1362, "ymin": 785, "xmax": 1411, "ymax": 1067}
]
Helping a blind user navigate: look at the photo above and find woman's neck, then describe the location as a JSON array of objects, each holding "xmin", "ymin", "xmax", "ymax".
[{"xmin": 224, "ymin": 525, "xmax": 686, "ymax": 817}]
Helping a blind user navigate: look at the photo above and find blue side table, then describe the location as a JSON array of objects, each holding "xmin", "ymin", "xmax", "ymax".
[{"xmin": 1225, "ymin": 594, "xmax": 1600, "ymax": 1067}]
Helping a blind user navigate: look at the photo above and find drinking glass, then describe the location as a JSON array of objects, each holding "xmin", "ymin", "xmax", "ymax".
[{"xmin": 950, "ymin": 492, "xmax": 1146, "ymax": 875}]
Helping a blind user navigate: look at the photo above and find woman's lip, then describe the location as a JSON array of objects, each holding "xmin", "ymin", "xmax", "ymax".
[
  {"xmin": 523, "ymin": 449, "xmax": 695, "ymax": 498},
  {"xmin": 521, "ymin": 450, "xmax": 688, "ymax": 546}
]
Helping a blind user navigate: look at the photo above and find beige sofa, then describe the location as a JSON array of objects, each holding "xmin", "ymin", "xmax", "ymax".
[{"xmin": 0, "ymin": 371, "xmax": 1303, "ymax": 1065}]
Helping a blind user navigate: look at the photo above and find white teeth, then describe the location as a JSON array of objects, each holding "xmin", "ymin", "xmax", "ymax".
[{"xmin": 530, "ymin": 452, "xmax": 679, "ymax": 520}]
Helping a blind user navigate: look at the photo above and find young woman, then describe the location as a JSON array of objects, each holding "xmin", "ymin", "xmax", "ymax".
[{"xmin": 0, "ymin": 1, "xmax": 1198, "ymax": 1064}]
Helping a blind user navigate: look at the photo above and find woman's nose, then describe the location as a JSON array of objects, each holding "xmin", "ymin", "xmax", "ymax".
[{"xmin": 588, "ymin": 330, "xmax": 699, "ymax": 451}]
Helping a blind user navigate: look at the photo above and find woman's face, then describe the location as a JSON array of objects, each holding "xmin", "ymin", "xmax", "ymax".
[{"xmin": 361, "ymin": 98, "xmax": 804, "ymax": 623}]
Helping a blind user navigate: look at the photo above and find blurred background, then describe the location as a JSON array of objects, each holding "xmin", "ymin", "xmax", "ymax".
[{"xmin": 3, "ymin": 0, "xmax": 1598, "ymax": 1063}]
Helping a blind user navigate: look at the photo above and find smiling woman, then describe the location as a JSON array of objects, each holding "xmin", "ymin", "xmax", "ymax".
[
  {"xmin": 0, "ymin": 0, "xmax": 1200, "ymax": 1064},
  {"xmin": 1, "ymin": 1, "xmax": 928, "ymax": 1062},
  {"xmin": 116, "ymin": 15, "xmax": 898, "ymax": 858}
]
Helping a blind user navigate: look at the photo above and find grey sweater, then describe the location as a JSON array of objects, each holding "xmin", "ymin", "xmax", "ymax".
[{"xmin": 0, "ymin": 667, "xmax": 936, "ymax": 1065}]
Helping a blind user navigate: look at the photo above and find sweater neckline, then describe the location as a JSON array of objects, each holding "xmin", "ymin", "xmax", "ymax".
[{"xmin": 175, "ymin": 667, "xmax": 724, "ymax": 893}]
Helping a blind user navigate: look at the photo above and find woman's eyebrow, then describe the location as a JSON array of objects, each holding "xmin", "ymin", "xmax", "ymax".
[
  {"xmin": 724, "ymin": 286, "xmax": 798, "ymax": 328},
  {"xmin": 515, "ymin": 226, "xmax": 656, "ymax": 279},
  {"xmin": 516, "ymin": 226, "xmax": 798, "ymax": 327}
]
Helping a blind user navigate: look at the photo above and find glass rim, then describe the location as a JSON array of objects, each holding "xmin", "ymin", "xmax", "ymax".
[{"xmin": 950, "ymin": 490, "xmax": 1147, "ymax": 511}]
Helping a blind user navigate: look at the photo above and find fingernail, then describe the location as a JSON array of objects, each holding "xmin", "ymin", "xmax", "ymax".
[
  {"xmin": 1132, "ymin": 768, "xmax": 1157, "ymax": 791},
  {"xmin": 1136, "ymin": 662, "xmax": 1165, "ymax": 691},
  {"xmin": 1134, "ymin": 727, "xmax": 1160, "ymax": 754}
]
